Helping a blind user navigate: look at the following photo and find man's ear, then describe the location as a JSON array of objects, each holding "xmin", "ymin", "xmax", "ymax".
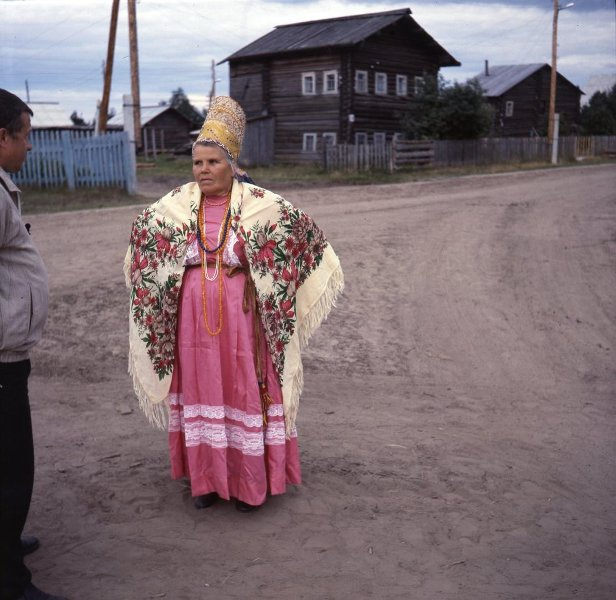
[{"xmin": 0, "ymin": 128, "xmax": 9, "ymax": 146}]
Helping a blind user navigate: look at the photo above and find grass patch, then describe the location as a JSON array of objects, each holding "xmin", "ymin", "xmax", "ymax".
[
  {"xmin": 21, "ymin": 186, "xmax": 149, "ymax": 215},
  {"xmin": 138, "ymin": 155, "xmax": 192, "ymax": 178},
  {"xmin": 19, "ymin": 154, "xmax": 613, "ymax": 214},
  {"xmin": 138, "ymin": 153, "xmax": 613, "ymax": 189}
]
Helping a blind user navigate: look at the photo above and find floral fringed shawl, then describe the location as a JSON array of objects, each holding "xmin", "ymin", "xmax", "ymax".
[{"xmin": 124, "ymin": 180, "xmax": 344, "ymax": 434}]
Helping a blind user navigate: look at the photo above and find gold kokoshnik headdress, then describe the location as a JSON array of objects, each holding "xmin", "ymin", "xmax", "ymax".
[{"xmin": 194, "ymin": 96, "xmax": 246, "ymax": 161}]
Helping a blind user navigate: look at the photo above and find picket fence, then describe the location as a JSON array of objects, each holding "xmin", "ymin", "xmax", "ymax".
[
  {"xmin": 12, "ymin": 130, "xmax": 137, "ymax": 193},
  {"xmin": 323, "ymin": 135, "xmax": 616, "ymax": 172},
  {"xmin": 324, "ymin": 143, "xmax": 393, "ymax": 171}
]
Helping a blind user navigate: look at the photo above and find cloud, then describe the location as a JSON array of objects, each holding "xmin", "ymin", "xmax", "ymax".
[{"xmin": 1, "ymin": 0, "xmax": 613, "ymax": 119}]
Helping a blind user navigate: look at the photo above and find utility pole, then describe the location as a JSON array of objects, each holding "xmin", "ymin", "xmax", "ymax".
[
  {"xmin": 548, "ymin": 0, "xmax": 559, "ymax": 145},
  {"xmin": 127, "ymin": 0, "xmax": 142, "ymax": 148},
  {"xmin": 208, "ymin": 60, "xmax": 216, "ymax": 108},
  {"xmin": 98, "ymin": 0, "xmax": 120, "ymax": 135},
  {"xmin": 548, "ymin": 1, "xmax": 574, "ymax": 152}
]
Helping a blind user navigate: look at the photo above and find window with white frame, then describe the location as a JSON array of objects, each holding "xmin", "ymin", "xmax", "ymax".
[
  {"xmin": 322, "ymin": 132, "xmax": 337, "ymax": 147},
  {"xmin": 302, "ymin": 133, "xmax": 317, "ymax": 152},
  {"xmin": 323, "ymin": 70, "xmax": 338, "ymax": 94},
  {"xmin": 355, "ymin": 70, "xmax": 368, "ymax": 93},
  {"xmin": 355, "ymin": 132, "xmax": 368, "ymax": 146},
  {"xmin": 302, "ymin": 72, "xmax": 316, "ymax": 95},
  {"xmin": 505, "ymin": 101, "xmax": 514, "ymax": 117},
  {"xmin": 373, "ymin": 132, "xmax": 386, "ymax": 146},
  {"xmin": 414, "ymin": 76, "xmax": 425, "ymax": 96},
  {"xmin": 375, "ymin": 72, "xmax": 388, "ymax": 95},
  {"xmin": 396, "ymin": 75, "xmax": 408, "ymax": 96}
]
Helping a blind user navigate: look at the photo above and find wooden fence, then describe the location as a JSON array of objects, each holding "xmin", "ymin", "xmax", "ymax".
[
  {"xmin": 323, "ymin": 135, "xmax": 616, "ymax": 172},
  {"xmin": 431, "ymin": 137, "xmax": 549, "ymax": 167},
  {"xmin": 12, "ymin": 130, "xmax": 137, "ymax": 193},
  {"xmin": 393, "ymin": 140, "xmax": 435, "ymax": 168},
  {"xmin": 432, "ymin": 135, "xmax": 616, "ymax": 167},
  {"xmin": 324, "ymin": 143, "xmax": 393, "ymax": 171}
]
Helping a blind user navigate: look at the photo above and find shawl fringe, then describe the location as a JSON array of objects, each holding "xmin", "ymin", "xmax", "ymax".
[
  {"xmin": 285, "ymin": 364, "xmax": 304, "ymax": 436},
  {"xmin": 298, "ymin": 263, "xmax": 344, "ymax": 349},
  {"xmin": 127, "ymin": 348, "xmax": 169, "ymax": 430},
  {"xmin": 283, "ymin": 260, "xmax": 344, "ymax": 435}
]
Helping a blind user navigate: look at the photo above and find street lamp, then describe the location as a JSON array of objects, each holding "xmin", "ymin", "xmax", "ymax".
[{"xmin": 548, "ymin": 0, "xmax": 574, "ymax": 159}]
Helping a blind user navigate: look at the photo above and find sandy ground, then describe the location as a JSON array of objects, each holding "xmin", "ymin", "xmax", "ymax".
[{"xmin": 21, "ymin": 164, "xmax": 616, "ymax": 599}]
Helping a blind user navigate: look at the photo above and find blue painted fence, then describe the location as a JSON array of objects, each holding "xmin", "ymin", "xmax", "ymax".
[{"xmin": 12, "ymin": 130, "xmax": 137, "ymax": 194}]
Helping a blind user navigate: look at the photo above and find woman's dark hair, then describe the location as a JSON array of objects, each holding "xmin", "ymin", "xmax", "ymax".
[{"xmin": 0, "ymin": 89, "xmax": 33, "ymax": 135}]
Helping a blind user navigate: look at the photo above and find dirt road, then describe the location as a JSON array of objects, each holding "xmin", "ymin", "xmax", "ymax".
[{"xmin": 24, "ymin": 164, "xmax": 616, "ymax": 599}]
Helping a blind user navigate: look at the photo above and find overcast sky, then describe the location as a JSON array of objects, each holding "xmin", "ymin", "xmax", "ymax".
[{"xmin": 1, "ymin": 0, "xmax": 615, "ymax": 121}]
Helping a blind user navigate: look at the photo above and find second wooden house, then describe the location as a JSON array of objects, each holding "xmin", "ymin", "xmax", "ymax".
[
  {"xmin": 222, "ymin": 7, "xmax": 460, "ymax": 165},
  {"xmin": 107, "ymin": 105, "xmax": 196, "ymax": 153},
  {"xmin": 474, "ymin": 62, "xmax": 583, "ymax": 137}
]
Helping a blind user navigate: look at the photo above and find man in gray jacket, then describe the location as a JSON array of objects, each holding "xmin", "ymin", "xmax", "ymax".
[{"xmin": 0, "ymin": 90, "xmax": 68, "ymax": 600}]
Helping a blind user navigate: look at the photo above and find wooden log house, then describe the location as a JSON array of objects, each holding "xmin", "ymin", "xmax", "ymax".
[
  {"xmin": 475, "ymin": 63, "xmax": 584, "ymax": 137},
  {"xmin": 107, "ymin": 105, "xmax": 196, "ymax": 152},
  {"xmin": 221, "ymin": 8, "xmax": 460, "ymax": 165}
]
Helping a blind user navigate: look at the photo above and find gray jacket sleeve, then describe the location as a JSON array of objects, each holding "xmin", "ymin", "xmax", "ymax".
[{"xmin": 0, "ymin": 180, "xmax": 49, "ymax": 362}]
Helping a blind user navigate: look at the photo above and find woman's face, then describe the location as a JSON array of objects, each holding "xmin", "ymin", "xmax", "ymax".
[{"xmin": 192, "ymin": 144, "xmax": 234, "ymax": 196}]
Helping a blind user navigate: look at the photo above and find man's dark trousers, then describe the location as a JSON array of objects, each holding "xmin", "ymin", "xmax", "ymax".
[{"xmin": 0, "ymin": 360, "xmax": 34, "ymax": 600}]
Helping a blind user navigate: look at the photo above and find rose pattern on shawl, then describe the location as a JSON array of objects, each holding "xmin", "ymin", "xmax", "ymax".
[
  {"xmin": 128, "ymin": 206, "xmax": 195, "ymax": 379},
  {"xmin": 238, "ymin": 187, "xmax": 328, "ymax": 377}
]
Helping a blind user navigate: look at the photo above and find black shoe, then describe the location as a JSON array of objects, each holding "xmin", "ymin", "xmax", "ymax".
[
  {"xmin": 193, "ymin": 492, "xmax": 218, "ymax": 509},
  {"xmin": 235, "ymin": 499, "xmax": 259, "ymax": 513},
  {"xmin": 18, "ymin": 582, "xmax": 69, "ymax": 600},
  {"xmin": 21, "ymin": 535, "xmax": 40, "ymax": 556}
]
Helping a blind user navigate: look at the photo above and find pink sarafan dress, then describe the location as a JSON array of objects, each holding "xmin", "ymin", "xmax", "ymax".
[{"xmin": 168, "ymin": 196, "xmax": 301, "ymax": 506}]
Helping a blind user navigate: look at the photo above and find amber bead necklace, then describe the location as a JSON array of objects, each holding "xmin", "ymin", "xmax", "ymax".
[{"xmin": 197, "ymin": 191, "xmax": 232, "ymax": 336}]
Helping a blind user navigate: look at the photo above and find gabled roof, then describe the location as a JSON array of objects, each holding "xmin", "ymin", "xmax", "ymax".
[
  {"xmin": 29, "ymin": 102, "xmax": 73, "ymax": 128},
  {"xmin": 222, "ymin": 8, "xmax": 460, "ymax": 67},
  {"xmin": 475, "ymin": 63, "xmax": 582, "ymax": 97},
  {"xmin": 107, "ymin": 104, "xmax": 189, "ymax": 127}
]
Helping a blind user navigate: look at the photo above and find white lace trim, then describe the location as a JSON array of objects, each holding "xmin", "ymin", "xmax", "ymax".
[
  {"xmin": 226, "ymin": 406, "xmax": 263, "ymax": 428},
  {"xmin": 268, "ymin": 404, "xmax": 284, "ymax": 418},
  {"xmin": 223, "ymin": 228, "xmax": 242, "ymax": 267},
  {"xmin": 183, "ymin": 404, "xmax": 226, "ymax": 420},
  {"xmin": 265, "ymin": 422, "xmax": 287, "ymax": 445},
  {"xmin": 183, "ymin": 422, "xmax": 267, "ymax": 455},
  {"xmin": 184, "ymin": 422, "xmax": 228, "ymax": 448},
  {"xmin": 169, "ymin": 395, "xmax": 284, "ymax": 428},
  {"xmin": 170, "ymin": 412, "xmax": 296, "ymax": 446},
  {"xmin": 168, "ymin": 395, "xmax": 294, "ymax": 450},
  {"xmin": 182, "ymin": 238, "xmax": 201, "ymax": 266},
  {"xmin": 182, "ymin": 228, "xmax": 241, "ymax": 267},
  {"xmin": 169, "ymin": 409, "xmax": 182, "ymax": 431}
]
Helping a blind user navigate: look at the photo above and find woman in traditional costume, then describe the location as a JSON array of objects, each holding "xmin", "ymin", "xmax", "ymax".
[{"xmin": 124, "ymin": 97, "xmax": 343, "ymax": 512}]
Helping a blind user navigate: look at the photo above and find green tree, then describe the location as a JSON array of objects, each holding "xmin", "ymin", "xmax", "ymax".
[
  {"xmin": 170, "ymin": 87, "xmax": 203, "ymax": 127},
  {"xmin": 580, "ymin": 84, "xmax": 616, "ymax": 134},
  {"xmin": 400, "ymin": 75, "xmax": 494, "ymax": 140},
  {"xmin": 400, "ymin": 74, "xmax": 444, "ymax": 140}
]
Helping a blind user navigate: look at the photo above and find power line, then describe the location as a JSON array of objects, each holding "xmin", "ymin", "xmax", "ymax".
[{"xmin": 18, "ymin": 16, "xmax": 110, "ymax": 62}]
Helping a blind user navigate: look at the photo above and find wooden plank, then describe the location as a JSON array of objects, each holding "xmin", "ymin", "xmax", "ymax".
[{"xmin": 61, "ymin": 131, "xmax": 75, "ymax": 190}]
